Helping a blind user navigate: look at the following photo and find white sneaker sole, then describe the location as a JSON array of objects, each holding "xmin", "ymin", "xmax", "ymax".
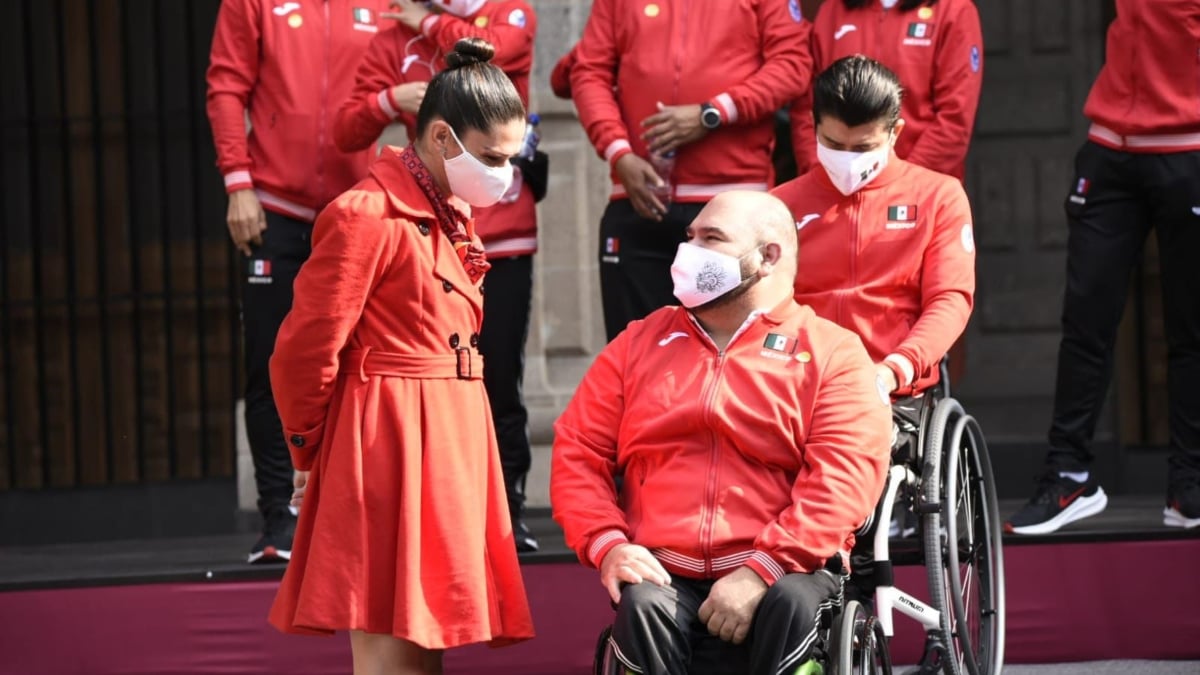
[
  {"xmin": 1163, "ymin": 507, "xmax": 1200, "ymax": 529},
  {"xmin": 1008, "ymin": 488, "xmax": 1108, "ymax": 535}
]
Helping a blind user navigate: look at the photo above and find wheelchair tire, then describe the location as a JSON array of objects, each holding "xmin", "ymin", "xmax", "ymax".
[
  {"xmin": 831, "ymin": 600, "xmax": 892, "ymax": 675},
  {"xmin": 593, "ymin": 625, "xmax": 616, "ymax": 675},
  {"xmin": 920, "ymin": 398, "xmax": 1006, "ymax": 675}
]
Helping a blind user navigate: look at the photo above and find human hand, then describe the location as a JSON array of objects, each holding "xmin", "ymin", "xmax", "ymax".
[
  {"xmin": 226, "ymin": 189, "xmax": 266, "ymax": 257},
  {"xmin": 641, "ymin": 102, "xmax": 706, "ymax": 154},
  {"xmin": 696, "ymin": 566, "xmax": 768, "ymax": 644},
  {"xmin": 382, "ymin": 0, "xmax": 432, "ymax": 31},
  {"xmin": 291, "ymin": 471, "xmax": 309, "ymax": 509},
  {"xmin": 389, "ymin": 81, "xmax": 427, "ymax": 113},
  {"xmin": 598, "ymin": 543, "xmax": 672, "ymax": 604},
  {"xmin": 875, "ymin": 363, "xmax": 899, "ymax": 395},
  {"xmin": 614, "ymin": 153, "xmax": 668, "ymax": 222}
]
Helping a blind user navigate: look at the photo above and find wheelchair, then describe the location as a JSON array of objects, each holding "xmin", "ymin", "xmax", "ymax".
[{"xmin": 592, "ymin": 360, "xmax": 1005, "ymax": 675}]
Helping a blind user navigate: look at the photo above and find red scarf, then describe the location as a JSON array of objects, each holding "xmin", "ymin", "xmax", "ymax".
[{"xmin": 399, "ymin": 145, "xmax": 490, "ymax": 284}]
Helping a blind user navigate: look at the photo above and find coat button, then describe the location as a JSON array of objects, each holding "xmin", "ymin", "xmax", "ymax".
[
  {"xmin": 449, "ymin": 333, "xmax": 460, "ymax": 348},
  {"xmin": 442, "ymin": 280, "xmax": 453, "ymax": 293},
  {"xmin": 290, "ymin": 434, "xmax": 305, "ymax": 448},
  {"xmin": 469, "ymin": 333, "xmax": 479, "ymax": 348},
  {"xmin": 418, "ymin": 222, "xmax": 431, "ymax": 236}
]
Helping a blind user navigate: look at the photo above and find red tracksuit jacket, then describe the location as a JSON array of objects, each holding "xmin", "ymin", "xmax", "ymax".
[
  {"xmin": 571, "ymin": 0, "xmax": 813, "ymax": 202},
  {"xmin": 551, "ymin": 301, "xmax": 892, "ymax": 583},
  {"xmin": 1083, "ymin": 0, "xmax": 1200, "ymax": 153},
  {"xmin": 771, "ymin": 157, "xmax": 975, "ymax": 394},
  {"xmin": 206, "ymin": 0, "xmax": 392, "ymax": 221},
  {"xmin": 790, "ymin": 0, "xmax": 983, "ymax": 180},
  {"xmin": 333, "ymin": 0, "xmax": 538, "ymax": 257}
]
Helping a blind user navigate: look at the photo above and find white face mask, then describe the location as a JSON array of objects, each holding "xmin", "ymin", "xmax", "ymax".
[
  {"xmin": 443, "ymin": 125, "xmax": 513, "ymax": 207},
  {"xmin": 670, "ymin": 242, "xmax": 756, "ymax": 309},
  {"xmin": 816, "ymin": 138, "xmax": 891, "ymax": 195},
  {"xmin": 432, "ymin": 0, "xmax": 487, "ymax": 17}
]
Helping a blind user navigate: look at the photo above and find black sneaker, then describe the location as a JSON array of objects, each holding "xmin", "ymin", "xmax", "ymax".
[
  {"xmin": 513, "ymin": 518, "xmax": 539, "ymax": 553},
  {"xmin": 1004, "ymin": 471, "xmax": 1107, "ymax": 535},
  {"xmin": 1164, "ymin": 479, "xmax": 1200, "ymax": 529},
  {"xmin": 248, "ymin": 507, "xmax": 296, "ymax": 564}
]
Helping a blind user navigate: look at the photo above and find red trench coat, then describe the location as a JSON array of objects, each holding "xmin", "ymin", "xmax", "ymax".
[{"xmin": 266, "ymin": 146, "xmax": 535, "ymax": 649}]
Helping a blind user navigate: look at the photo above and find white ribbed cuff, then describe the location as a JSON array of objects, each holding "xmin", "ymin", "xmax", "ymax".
[
  {"xmin": 378, "ymin": 89, "xmax": 399, "ymax": 119},
  {"xmin": 885, "ymin": 353, "xmax": 915, "ymax": 387},
  {"xmin": 587, "ymin": 529, "xmax": 629, "ymax": 566},
  {"xmin": 713, "ymin": 93, "xmax": 738, "ymax": 125},
  {"xmin": 603, "ymin": 139, "xmax": 632, "ymax": 165},
  {"xmin": 223, "ymin": 170, "xmax": 252, "ymax": 189}
]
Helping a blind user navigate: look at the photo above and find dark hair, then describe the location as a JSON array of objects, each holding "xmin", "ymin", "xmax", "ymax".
[
  {"xmin": 842, "ymin": 0, "xmax": 937, "ymax": 11},
  {"xmin": 414, "ymin": 38, "xmax": 525, "ymax": 137},
  {"xmin": 812, "ymin": 55, "xmax": 903, "ymax": 129}
]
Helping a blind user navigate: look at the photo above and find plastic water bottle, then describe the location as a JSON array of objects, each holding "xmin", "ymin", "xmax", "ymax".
[
  {"xmin": 518, "ymin": 113, "xmax": 540, "ymax": 162},
  {"xmin": 649, "ymin": 150, "xmax": 675, "ymax": 208}
]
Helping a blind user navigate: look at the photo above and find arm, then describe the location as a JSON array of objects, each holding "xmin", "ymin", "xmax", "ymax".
[
  {"xmin": 570, "ymin": 0, "xmax": 634, "ymax": 165},
  {"xmin": 747, "ymin": 335, "xmax": 892, "ymax": 584},
  {"xmin": 903, "ymin": 1, "xmax": 984, "ymax": 176},
  {"xmin": 268, "ymin": 205, "xmax": 398, "ymax": 470},
  {"xmin": 333, "ymin": 28, "xmax": 417, "ymax": 153},
  {"xmin": 205, "ymin": 0, "xmax": 260, "ymax": 193},
  {"xmin": 891, "ymin": 181, "xmax": 976, "ymax": 389},
  {"xmin": 789, "ymin": 19, "xmax": 824, "ymax": 175},
  {"xmin": 712, "ymin": 0, "xmax": 813, "ymax": 126},
  {"xmin": 549, "ymin": 44, "xmax": 578, "ymax": 100},
  {"xmin": 423, "ymin": 0, "xmax": 536, "ymax": 75},
  {"xmin": 550, "ymin": 330, "xmax": 633, "ymax": 569}
]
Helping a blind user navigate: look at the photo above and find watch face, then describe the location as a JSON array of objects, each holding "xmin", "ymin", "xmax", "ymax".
[{"xmin": 702, "ymin": 107, "xmax": 720, "ymax": 128}]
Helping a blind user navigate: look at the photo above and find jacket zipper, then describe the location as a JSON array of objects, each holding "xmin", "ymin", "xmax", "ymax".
[
  {"xmin": 840, "ymin": 190, "xmax": 864, "ymax": 326},
  {"xmin": 691, "ymin": 313, "xmax": 757, "ymax": 576},
  {"xmin": 318, "ymin": 1, "xmax": 331, "ymax": 201}
]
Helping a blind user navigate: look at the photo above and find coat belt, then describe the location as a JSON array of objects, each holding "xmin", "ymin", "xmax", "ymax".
[{"xmin": 340, "ymin": 347, "xmax": 482, "ymax": 381}]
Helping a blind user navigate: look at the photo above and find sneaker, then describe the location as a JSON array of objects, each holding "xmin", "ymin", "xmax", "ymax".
[
  {"xmin": 1164, "ymin": 479, "xmax": 1200, "ymax": 529},
  {"xmin": 248, "ymin": 507, "xmax": 296, "ymax": 564},
  {"xmin": 1004, "ymin": 471, "xmax": 1108, "ymax": 535},
  {"xmin": 513, "ymin": 518, "xmax": 539, "ymax": 553}
]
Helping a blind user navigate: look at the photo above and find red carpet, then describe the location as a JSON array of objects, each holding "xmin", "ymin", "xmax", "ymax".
[{"xmin": 2, "ymin": 539, "xmax": 1198, "ymax": 674}]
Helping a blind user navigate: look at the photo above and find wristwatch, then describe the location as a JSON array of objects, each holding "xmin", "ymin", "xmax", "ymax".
[{"xmin": 700, "ymin": 102, "xmax": 722, "ymax": 130}]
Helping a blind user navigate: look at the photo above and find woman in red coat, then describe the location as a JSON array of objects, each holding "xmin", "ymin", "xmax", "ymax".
[{"xmin": 267, "ymin": 38, "xmax": 534, "ymax": 673}]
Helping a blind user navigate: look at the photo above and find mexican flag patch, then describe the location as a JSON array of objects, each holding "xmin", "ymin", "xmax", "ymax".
[
  {"xmin": 763, "ymin": 333, "xmax": 798, "ymax": 354},
  {"xmin": 907, "ymin": 22, "xmax": 933, "ymax": 38},
  {"xmin": 887, "ymin": 205, "xmax": 917, "ymax": 222},
  {"xmin": 352, "ymin": 7, "xmax": 373, "ymax": 24}
]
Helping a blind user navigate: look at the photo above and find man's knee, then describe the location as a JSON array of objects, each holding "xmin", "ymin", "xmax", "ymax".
[{"xmin": 616, "ymin": 581, "xmax": 679, "ymax": 624}]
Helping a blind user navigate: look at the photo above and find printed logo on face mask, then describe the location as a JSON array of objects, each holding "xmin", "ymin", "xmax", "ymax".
[{"xmin": 695, "ymin": 261, "xmax": 729, "ymax": 293}]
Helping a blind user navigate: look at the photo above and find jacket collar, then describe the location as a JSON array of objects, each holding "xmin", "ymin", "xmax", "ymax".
[{"xmin": 369, "ymin": 145, "xmax": 472, "ymax": 223}]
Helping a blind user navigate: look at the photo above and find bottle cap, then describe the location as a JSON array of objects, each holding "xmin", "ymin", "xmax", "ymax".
[{"xmin": 528, "ymin": 113, "xmax": 541, "ymax": 125}]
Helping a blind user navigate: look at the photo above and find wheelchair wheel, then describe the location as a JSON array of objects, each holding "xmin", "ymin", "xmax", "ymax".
[
  {"xmin": 920, "ymin": 398, "xmax": 1006, "ymax": 675},
  {"xmin": 831, "ymin": 600, "xmax": 892, "ymax": 675},
  {"xmin": 593, "ymin": 625, "xmax": 618, "ymax": 675}
]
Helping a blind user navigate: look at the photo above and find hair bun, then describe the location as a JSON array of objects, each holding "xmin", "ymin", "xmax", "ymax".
[{"xmin": 445, "ymin": 37, "xmax": 496, "ymax": 69}]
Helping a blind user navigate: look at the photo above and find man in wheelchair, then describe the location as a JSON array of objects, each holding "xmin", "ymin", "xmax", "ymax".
[
  {"xmin": 551, "ymin": 191, "xmax": 892, "ymax": 674},
  {"xmin": 770, "ymin": 55, "xmax": 977, "ymax": 602}
]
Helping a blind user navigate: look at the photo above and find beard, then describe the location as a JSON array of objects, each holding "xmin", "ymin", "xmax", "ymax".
[{"xmin": 690, "ymin": 255, "xmax": 761, "ymax": 313}]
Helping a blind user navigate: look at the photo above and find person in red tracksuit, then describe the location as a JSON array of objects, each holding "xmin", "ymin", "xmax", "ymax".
[
  {"xmin": 552, "ymin": 190, "xmax": 891, "ymax": 675},
  {"xmin": 1005, "ymin": 0, "xmax": 1200, "ymax": 536},
  {"xmin": 790, "ymin": 0, "xmax": 983, "ymax": 181},
  {"xmin": 333, "ymin": 0, "xmax": 543, "ymax": 552},
  {"xmin": 571, "ymin": 0, "xmax": 813, "ymax": 342},
  {"xmin": 771, "ymin": 55, "xmax": 975, "ymax": 606},
  {"xmin": 206, "ymin": 0, "xmax": 393, "ymax": 565}
]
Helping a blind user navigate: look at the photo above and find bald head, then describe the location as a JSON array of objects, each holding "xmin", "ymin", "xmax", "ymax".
[{"xmin": 698, "ymin": 191, "xmax": 798, "ymax": 275}]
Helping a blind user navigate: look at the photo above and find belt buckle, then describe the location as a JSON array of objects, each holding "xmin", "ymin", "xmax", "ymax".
[{"xmin": 455, "ymin": 347, "xmax": 471, "ymax": 379}]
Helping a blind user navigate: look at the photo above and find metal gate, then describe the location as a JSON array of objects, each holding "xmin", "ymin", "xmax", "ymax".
[{"xmin": 1, "ymin": 0, "xmax": 237, "ymax": 491}]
